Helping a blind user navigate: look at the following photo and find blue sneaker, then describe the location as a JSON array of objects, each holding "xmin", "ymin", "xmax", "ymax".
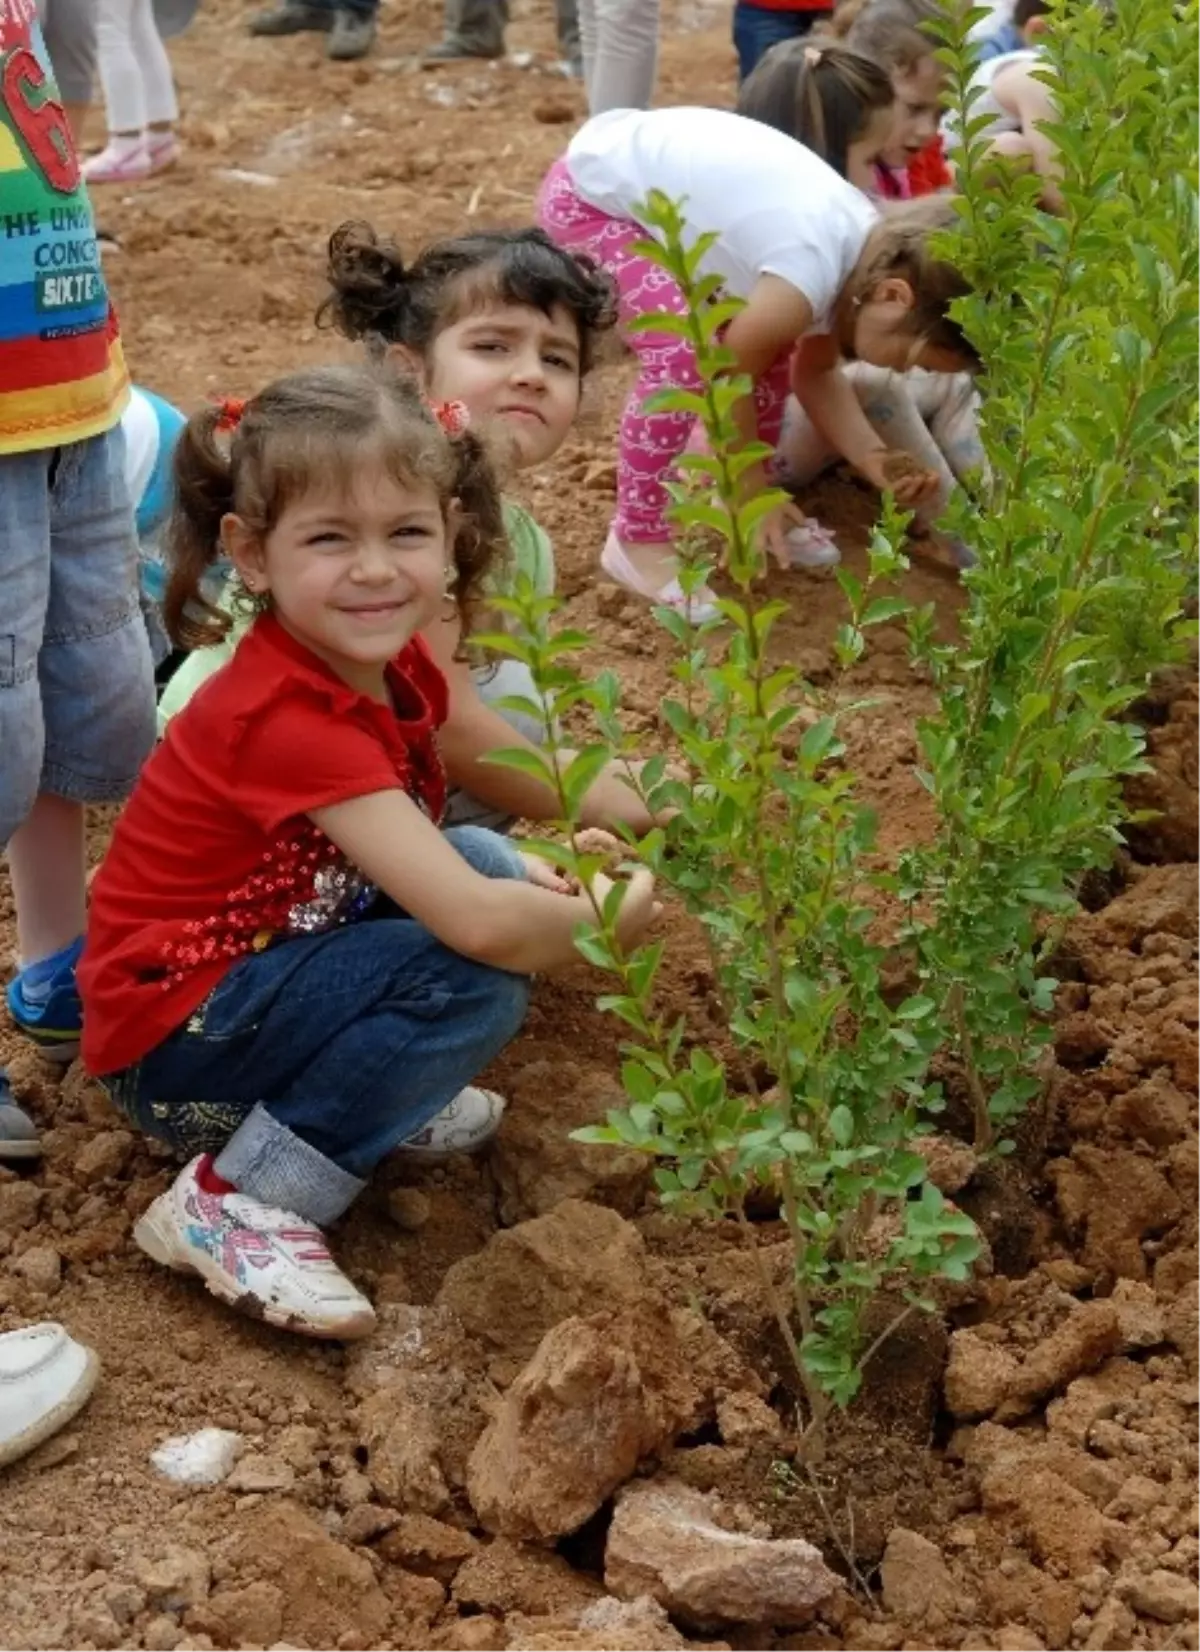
[
  {"xmin": 6, "ymin": 936, "xmax": 84, "ymax": 1063},
  {"xmin": 0, "ymin": 1069, "xmax": 41, "ymax": 1161}
]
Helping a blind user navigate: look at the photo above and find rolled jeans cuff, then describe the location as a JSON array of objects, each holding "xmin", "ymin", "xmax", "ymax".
[{"xmin": 214, "ymin": 1102, "xmax": 365, "ymax": 1226}]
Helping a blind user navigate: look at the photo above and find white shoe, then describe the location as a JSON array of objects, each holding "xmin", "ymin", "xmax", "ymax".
[
  {"xmin": 784, "ymin": 520, "xmax": 841, "ymax": 569},
  {"xmin": 133, "ymin": 1157, "xmax": 376, "ymax": 1341},
  {"xmin": 0, "ymin": 1323, "xmax": 100, "ymax": 1468},
  {"xmin": 399, "ymin": 1086, "xmax": 506, "ymax": 1159},
  {"xmin": 599, "ymin": 530, "xmax": 720, "ymax": 625}
]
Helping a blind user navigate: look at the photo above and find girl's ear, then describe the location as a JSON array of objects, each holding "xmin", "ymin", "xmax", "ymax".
[
  {"xmin": 385, "ymin": 341, "xmax": 426, "ymax": 381},
  {"xmin": 869, "ymin": 275, "xmax": 917, "ymax": 311},
  {"xmin": 221, "ymin": 513, "xmax": 269, "ymax": 590}
]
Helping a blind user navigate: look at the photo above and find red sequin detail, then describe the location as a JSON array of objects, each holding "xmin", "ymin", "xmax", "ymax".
[{"xmin": 157, "ymin": 821, "xmax": 342, "ymax": 989}]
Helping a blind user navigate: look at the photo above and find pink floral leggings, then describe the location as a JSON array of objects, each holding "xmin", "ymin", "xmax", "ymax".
[{"xmin": 538, "ymin": 158, "xmax": 792, "ymax": 545}]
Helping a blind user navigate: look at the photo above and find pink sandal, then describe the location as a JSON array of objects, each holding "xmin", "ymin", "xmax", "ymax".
[
  {"xmin": 82, "ymin": 140, "xmax": 151, "ymax": 184},
  {"xmin": 145, "ymin": 132, "xmax": 180, "ymax": 174},
  {"xmin": 600, "ymin": 531, "xmax": 719, "ymax": 625}
]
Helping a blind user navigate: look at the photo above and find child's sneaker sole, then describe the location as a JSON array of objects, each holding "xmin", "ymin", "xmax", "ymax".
[{"xmin": 133, "ymin": 1192, "xmax": 376, "ymax": 1340}]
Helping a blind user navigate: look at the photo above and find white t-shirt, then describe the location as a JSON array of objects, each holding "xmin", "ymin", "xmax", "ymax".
[
  {"xmin": 944, "ymin": 49, "xmax": 1042, "ymax": 149},
  {"xmin": 565, "ymin": 107, "xmax": 879, "ymax": 333}
]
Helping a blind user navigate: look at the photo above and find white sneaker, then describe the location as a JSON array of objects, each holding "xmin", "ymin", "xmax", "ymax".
[
  {"xmin": 0, "ymin": 1323, "xmax": 100, "ymax": 1468},
  {"xmin": 399, "ymin": 1086, "xmax": 506, "ymax": 1159},
  {"xmin": 133, "ymin": 1157, "xmax": 376, "ymax": 1341},
  {"xmin": 784, "ymin": 520, "xmax": 841, "ymax": 570}
]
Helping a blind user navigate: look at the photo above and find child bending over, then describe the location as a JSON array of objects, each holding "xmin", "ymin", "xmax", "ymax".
[
  {"xmin": 539, "ymin": 106, "xmax": 977, "ymax": 615},
  {"xmin": 79, "ymin": 364, "xmax": 660, "ymax": 1340},
  {"xmin": 740, "ymin": 39, "xmax": 984, "ymax": 561}
]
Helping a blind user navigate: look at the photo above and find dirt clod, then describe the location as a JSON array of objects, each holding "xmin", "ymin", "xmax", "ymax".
[{"xmin": 604, "ymin": 1479, "xmax": 838, "ymax": 1628}]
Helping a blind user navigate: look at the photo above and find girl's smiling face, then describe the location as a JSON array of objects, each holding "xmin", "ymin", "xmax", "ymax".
[
  {"xmin": 882, "ymin": 52, "xmax": 945, "ymax": 168},
  {"xmin": 413, "ymin": 300, "xmax": 584, "ymax": 471},
  {"xmin": 224, "ymin": 461, "xmax": 449, "ymax": 696}
]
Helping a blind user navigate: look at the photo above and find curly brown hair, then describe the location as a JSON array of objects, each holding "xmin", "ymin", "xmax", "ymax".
[
  {"xmin": 317, "ymin": 220, "xmax": 619, "ymax": 373},
  {"xmin": 164, "ymin": 362, "xmax": 505, "ymax": 652}
]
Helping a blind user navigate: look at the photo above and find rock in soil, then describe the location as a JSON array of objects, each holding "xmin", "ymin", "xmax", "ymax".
[
  {"xmin": 230, "ymin": 1498, "xmax": 389, "ymax": 1647},
  {"xmin": 347, "ymin": 1302, "xmax": 490, "ymax": 1513},
  {"xmin": 944, "ymin": 1327, "xmax": 1021, "ymax": 1419},
  {"xmin": 878, "ymin": 1527, "xmax": 960, "ymax": 1627},
  {"xmin": 604, "ymin": 1479, "xmax": 838, "ymax": 1628},
  {"xmin": 437, "ymin": 1198, "xmax": 655, "ymax": 1367},
  {"xmin": 490, "ymin": 1059, "xmax": 653, "ymax": 1225},
  {"xmin": 994, "ymin": 1300, "xmax": 1122, "ymax": 1420},
  {"xmin": 468, "ymin": 1305, "xmax": 697, "ymax": 1540},
  {"xmin": 453, "ymin": 1536, "xmax": 605, "ymax": 1619}
]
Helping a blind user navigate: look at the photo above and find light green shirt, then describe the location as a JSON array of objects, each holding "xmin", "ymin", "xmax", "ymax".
[{"xmin": 157, "ymin": 498, "xmax": 554, "ymax": 735}]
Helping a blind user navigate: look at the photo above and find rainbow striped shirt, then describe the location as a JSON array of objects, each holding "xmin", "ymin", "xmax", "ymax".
[{"xmin": 0, "ymin": 1, "xmax": 127, "ymax": 454}]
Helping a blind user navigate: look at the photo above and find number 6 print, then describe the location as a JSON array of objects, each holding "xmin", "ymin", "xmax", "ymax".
[{"xmin": 2, "ymin": 45, "xmax": 80, "ymax": 195}]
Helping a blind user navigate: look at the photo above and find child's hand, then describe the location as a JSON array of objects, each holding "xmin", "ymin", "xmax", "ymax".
[
  {"xmin": 859, "ymin": 449, "xmax": 942, "ymax": 508},
  {"xmin": 590, "ymin": 868, "xmax": 662, "ymax": 954},
  {"xmin": 758, "ymin": 500, "xmax": 817, "ymax": 568},
  {"xmin": 520, "ymin": 852, "xmax": 574, "ymax": 894}
]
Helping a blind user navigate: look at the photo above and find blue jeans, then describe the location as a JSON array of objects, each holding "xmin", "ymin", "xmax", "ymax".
[
  {"xmin": 101, "ymin": 826, "xmax": 530, "ymax": 1224},
  {"xmin": 732, "ymin": 4, "xmax": 831, "ymax": 81},
  {"xmin": 0, "ymin": 427, "xmax": 156, "ymax": 845}
]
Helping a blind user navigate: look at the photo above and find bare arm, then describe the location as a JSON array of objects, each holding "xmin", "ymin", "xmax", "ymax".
[
  {"xmin": 793, "ymin": 333, "xmax": 891, "ymax": 473},
  {"xmin": 724, "ymin": 275, "xmax": 814, "ymax": 490},
  {"xmin": 310, "ymin": 788, "xmax": 657, "ymax": 975},
  {"xmin": 792, "ymin": 336, "xmax": 940, "ymax": 505},
  {"xmin": 995, "ymin": 60, "xmax": 1064, "ymax": 211}
]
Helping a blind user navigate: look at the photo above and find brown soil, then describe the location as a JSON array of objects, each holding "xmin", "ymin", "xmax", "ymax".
[{"xmin": 1, "ymin": 4, "xmax": 1196, "ymax": 1649}]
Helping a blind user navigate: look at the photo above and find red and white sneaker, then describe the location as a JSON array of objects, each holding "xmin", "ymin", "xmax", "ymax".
[
  {"xmin": 133, "ymin": 1157, "xmax": 376, "ymax": 1340},
  {"xmin": 399, "ymin": 1086, "xmax": 506, "ymax": 1159}
]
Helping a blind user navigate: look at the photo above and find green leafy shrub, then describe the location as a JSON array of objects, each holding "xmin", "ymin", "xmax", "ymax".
[{"xmin": 482, "ymin": 0, "xmax": 1196, "ymax": 1441}]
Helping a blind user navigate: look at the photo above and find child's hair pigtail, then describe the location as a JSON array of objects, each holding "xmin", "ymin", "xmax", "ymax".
[
  {"xmin": 319, "ymin": 220, "xmax": 411, "ymax": 356},
  {"xmin": 164, "ymin": 404, "xmax": 241, "ymax": 650}
]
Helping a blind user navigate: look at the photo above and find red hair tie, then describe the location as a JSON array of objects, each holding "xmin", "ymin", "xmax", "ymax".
[
  {"xmin": 213, "ymin": 395, "xmax": 247, "ymax": 434},
  {"xmin": 428, "ymin": 398, "xmax": 470, "ymax": 437}
]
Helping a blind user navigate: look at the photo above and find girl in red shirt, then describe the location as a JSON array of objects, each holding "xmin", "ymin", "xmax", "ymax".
[{"xmin": 80, "ymin": 362, "xmax": 659, "ymax": 1341}]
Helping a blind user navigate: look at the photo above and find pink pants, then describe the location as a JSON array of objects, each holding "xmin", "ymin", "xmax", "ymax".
[{"xmin": 538, "ymin": 158, "xmax": 791, "ymax": 545}]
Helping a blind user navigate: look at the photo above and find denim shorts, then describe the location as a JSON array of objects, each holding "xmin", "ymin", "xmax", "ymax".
[{"xmin": 0, "ymin": 427, "xmax": 157, "ymax": 843}]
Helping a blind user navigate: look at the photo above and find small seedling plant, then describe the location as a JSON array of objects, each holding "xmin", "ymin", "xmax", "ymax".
[{"xmin": 483, "ymin": 194, "xmax": 979, "ymax": 1446}]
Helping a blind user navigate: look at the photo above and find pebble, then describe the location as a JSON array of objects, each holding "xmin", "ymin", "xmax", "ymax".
[
  {"xmin": 11, "ymin": 1243, "xmax": 62, "ymax": 1293},
  {"xmin": 386, "ymin": 1187, "xmax": 431, "ymax": 1232},
  {"xmin": 150, "ymin": 1428, "xmax": 243, "ymax": 1486}
]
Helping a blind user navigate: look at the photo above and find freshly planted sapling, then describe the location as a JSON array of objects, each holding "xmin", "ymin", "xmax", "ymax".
[{"xmin": 484, "ymin": 190, "xmax": 981, "ymax": 1441}]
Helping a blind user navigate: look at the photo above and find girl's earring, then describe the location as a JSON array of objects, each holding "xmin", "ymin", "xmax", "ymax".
[
  {"xmin": 231, "ymin": 571, "xmax": 269, "ymax": 614},
  {"xmin": 441, "ymin": 565, "xmax": 458, "ymax": 618}
]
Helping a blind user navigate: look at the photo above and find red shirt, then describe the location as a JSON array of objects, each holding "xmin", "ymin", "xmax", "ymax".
[
  {"xmin": 908, "ymin": 136, "xmax": 953, "ymax": 196},
  {"xmin": 80, "ymin": 614, "xmax": 448, "ymax": 1077}
]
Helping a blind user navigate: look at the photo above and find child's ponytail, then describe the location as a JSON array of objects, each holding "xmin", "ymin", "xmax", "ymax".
[
  {"xmin": 163, "ymin": 405, "xmax": 239, "ymax": 650},
  {"xmin": 319, "ymin": 220, "xmax": 411, "ymax": 355},
  {"xmin": 738, "ymin": 41, "xmax": 894, "ymax": 174}
]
